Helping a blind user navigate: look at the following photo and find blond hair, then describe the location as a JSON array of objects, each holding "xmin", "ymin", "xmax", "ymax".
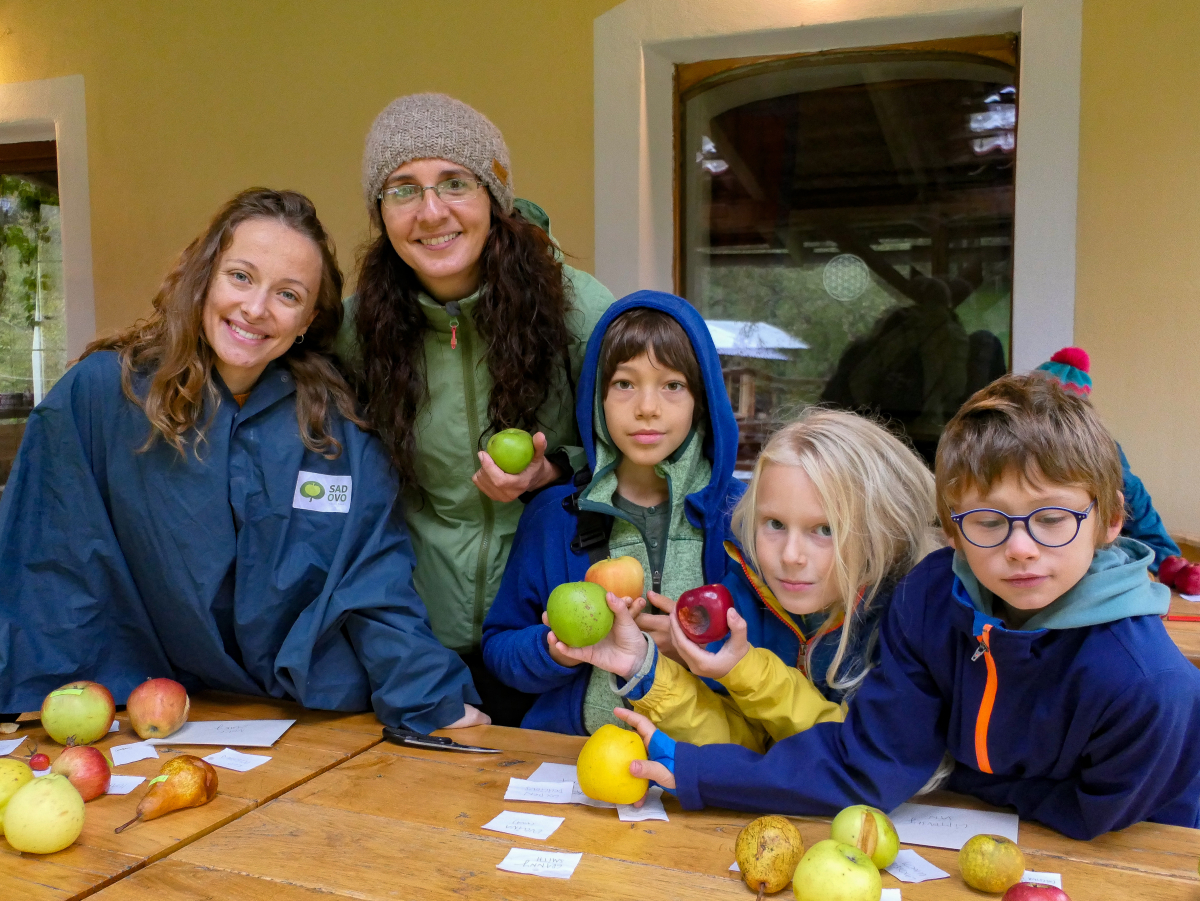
[
  {"xmin": 733, "ymin": 408, "xmax": 942, "ymax": 694},
  {"xmin": 936, "ymin": 373, "xmax": 1123, "ymax": 546}
]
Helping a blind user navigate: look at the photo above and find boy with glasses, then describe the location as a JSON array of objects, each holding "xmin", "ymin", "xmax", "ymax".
[{"xmin": 613, "ymin": 373, "xmax": 1200, "ymax": 840}]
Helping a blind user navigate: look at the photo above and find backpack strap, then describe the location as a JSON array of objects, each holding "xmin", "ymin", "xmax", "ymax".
[{"xmin": 563, "ymin": 468, "xmax": 612, "ymax": 565}]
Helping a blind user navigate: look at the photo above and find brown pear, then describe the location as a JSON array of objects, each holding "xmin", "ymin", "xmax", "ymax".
[
  {"xmin": 735, "ymin": 815, "xmax": 806, "ymax": 900},
  {"xmin": 115, "ymin": 754, "xmax": 218, "ymax": 833}
]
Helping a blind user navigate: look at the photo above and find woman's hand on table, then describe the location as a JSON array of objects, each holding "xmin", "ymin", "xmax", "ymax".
[
  {"xmin": 443, "ymin": 703, "xmax": 491, "ymax": 729},
  {"xmin": 638, "ymin": 591, "xmax": 685, "ymax": 665},
  {"xmin": 543, "ymin": 593, "xmax": 648, "ymax": 677},
  {"xmin": 668, "ymin": 605, "xmax": 751, "ymax": 681},
  {"xmin": 473, "ymin": 432, "xmax": 560, "ymax": 502},
  {"xmin": 614, "ymin": 707, "xmax": 676, "ymax": 794}
]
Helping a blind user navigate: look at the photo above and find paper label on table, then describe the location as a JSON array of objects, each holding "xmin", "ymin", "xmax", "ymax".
[
  {"xmin": 1022, "ymin": 871, "xmax": 1063, "ymax": 888},
  {"xmin": 505, "ymin": 778, "xmax": 575, "ymax": 804},
  {"xmin": 108, "ymin": 720, "xmax": 120, "ymax": 733},
  {"xmin": 144, "ymin": 719, "xmax": 295, "ymax": 747},
  {"xmin": 889, "ymin": 802, "xmax": 1019, "ymax": 849},
  {"xmin": 882, "ymin": 890, "xmax": 902, "ymax": 901},
  {"xmin": 106, "ymin": 774, "xmax": 146, "ymax": 795},
  {"xmin": 203, "ymin": 747, "xmax": 271, "ymax": 772},
  {"xmin": 110, "ymin": 741, "xmax": 160, "ymax": 766},
  {"xmin": 885, "ymin": 849, "xmax": 950, "ymax": 883},
  {"xmin": 730, "ymin": 861, "xmax": 739, "ymax": 872},
  {"xmin": 618, "ymin": 785, "xmax": 668, "ymax": 821},
  {"xmin": 0, "ymin": 736, "xmax": 27, "ymax": 756},
  {"xmin": 483, "ymin": 810, "xmax": 565, "ymax": 841},
  {"xmin": 527, "ymin": 762, "xmax": 578, "ymax": 783},
  {"xmin": 497, "ymin": 848, "xmax": 582, "ymax": 879},
  {"xmin": 570, "ymin": 784, "xmax": 618, "ymax": 808},
  {"xmin": 1182, "ymin": 593, "xmax": 1200, "ymax": 602},
  {"xmin": 33, "ymin": 768, "xmax": 50, "ymax": 776}
]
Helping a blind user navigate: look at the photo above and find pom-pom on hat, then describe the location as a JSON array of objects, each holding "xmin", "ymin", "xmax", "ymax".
[
  {"xmin": 1036, "ymin": 346, "xmax": 1092, "ymax": 396},
  {"xmin": 362, "ymin": 93, "xmax": 514, "ymax": 229}
]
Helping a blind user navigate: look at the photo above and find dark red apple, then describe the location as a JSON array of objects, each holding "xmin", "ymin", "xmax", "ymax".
[
  {"xmin": 1159, "ymin": 555, "xmax": 1189, "ymax": 589},
  {"xmin": 1002, "ymin": 882, "xmax": 1071, "ymax": 901},
  {"xmin": 51, "ymin": 745, "xmax": 111, "ymax": 801},
  {"xmin": 676, "ymin": 584, "xmax": 735, "ymax": 644},
  {"xmin": 1176, "ymin": 564, "xmax": 1200, "ymax": 597}
]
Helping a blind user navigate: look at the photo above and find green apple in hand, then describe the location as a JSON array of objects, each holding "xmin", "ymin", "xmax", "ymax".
[
  {"xmin": 486, "ymin": 428, "xmax": 535, "ymax": 474},
  {"xmin": 546, "ymin": 581, "xmax": 613, "ymax": 647}
]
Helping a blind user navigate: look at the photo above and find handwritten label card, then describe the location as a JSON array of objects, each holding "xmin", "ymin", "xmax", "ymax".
[
  {"xmin": 885, "ymin": 849, "xmax": 950, "ymax": 883},
  {"xmin": 145, "ymin": 719, "xmax": 295, "ymax": 747},
  {"xmin": 110, "ymin": 741, "xmax": 160, "ymax": 766},
  {"xmin": 203, "ymin": 748, "xmax": 271, "ymax": 772},
  {"xmin": 618, "ymin": 785, "xmax": 668, "ymax": 822},
  {"xmin": 527, "ymin": 762, "xmax": 578, "ymax": 783},
  {"xmin": 0, "ymin": 736, "xmax": 27, "ymax": 756},
  {"xmin": 1022, "ymin": 871, "xmax": 1063, "ymax": 888},
  {"xmin": 483, "ymin": 810, "xmax": 565, "ymax": 841},
  {"xmin": 889, "ymin": 802, "xmax": 1018, "ymax": 850},
  {"xmin": 505, "ymin": 778, "xmax": 575, "ymax": 804},
  {"xmin": 497, "ymin": 848, "xmax": 583, "ymax": 879},
  {"xmin": 570, "ymin": 785, "xmax": 617, "ymax": 808},
  {"xmin": 106, "ymin": 775, "xmax": 146, "ymax": 795}
]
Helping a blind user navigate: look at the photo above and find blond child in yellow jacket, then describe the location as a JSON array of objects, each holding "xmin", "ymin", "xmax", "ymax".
[{"xmin": 550, "ymin": 409, "xmax": 942, "ymax": 751}]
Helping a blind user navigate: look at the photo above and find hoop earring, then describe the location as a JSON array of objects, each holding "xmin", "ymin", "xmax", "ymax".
[{"xmin": 294, "ymin": 334, "xmax": 305, "ymax": 345}]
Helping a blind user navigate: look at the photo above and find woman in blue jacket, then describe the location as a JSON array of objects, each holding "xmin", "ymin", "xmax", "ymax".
[{"xmin": 0, "ymin": 188, "xmax": 483, "ymax": 732}]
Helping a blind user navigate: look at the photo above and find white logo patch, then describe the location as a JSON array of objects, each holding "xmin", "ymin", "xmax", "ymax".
[{"xmin": 292, "ymin": 471, "xmax": 352, "ymax": 513}]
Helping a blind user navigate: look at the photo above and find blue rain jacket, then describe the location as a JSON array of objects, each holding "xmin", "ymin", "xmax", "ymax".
[
  {"xmin": 0, "ymin": 352, "xmax": 478, "ymax": 731},
  {"xmin": 480, "ymin": 291, "xmax": 745, "ymax": 734},
  {"xmin": 673, "ymin": 542, "xmax": 1200, "ymax": 840},
  {"xmin": 1119, "ymin": 445, "xmax": 1180, "ymax": 571}
]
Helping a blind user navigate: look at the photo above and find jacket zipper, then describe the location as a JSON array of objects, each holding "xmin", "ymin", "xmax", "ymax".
[
  {"xmin": 449, "ymin": 306, "xmax": 493, "ymax": 649},
  {"xmin": 972, "ymin": 623, "xmax": 998, "ymax": 774}
]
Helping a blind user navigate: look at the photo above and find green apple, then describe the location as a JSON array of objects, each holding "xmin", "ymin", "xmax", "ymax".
[
  {"xmin": 3, "ymin": 774, "xmax": 85, "ymax": 853},
  {"xmin": 487, "ymin": 428, "xmax": 535, "ymax": 474},
  {"xmin": 546, "ymin": 581, "xmax": 613, "ymax": 647},
  {"xmin": 41, "ymin": 680, "xmax": 116, "ymax": 745},
  {"xmin": 793, "ymin": 839, "xmax": 882, "ymax": 901},
  {"xmin": 830, "ymin": 804, "xmax": 900, "ymax": 868}
]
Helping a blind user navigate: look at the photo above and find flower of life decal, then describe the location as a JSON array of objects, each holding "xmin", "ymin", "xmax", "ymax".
[{"xmin": 823, "ymin": 254, "xmax": 871, "ymax": 301}]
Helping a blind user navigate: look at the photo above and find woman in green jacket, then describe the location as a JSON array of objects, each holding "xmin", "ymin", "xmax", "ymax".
[{"xmin": 341, "ymin": 93, "xmax": 615, "ymax": 725}]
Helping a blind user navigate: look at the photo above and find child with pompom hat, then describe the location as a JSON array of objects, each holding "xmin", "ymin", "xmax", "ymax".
[{"xmin": 1036, "ymin": 347, "xmax": 1181, "ymax": 571}]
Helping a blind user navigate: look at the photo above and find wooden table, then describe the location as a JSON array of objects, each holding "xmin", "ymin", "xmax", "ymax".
[
  {"xmin": 1, "ymin": 691, "xmax": 383, "ymax": 900},
  {"xmin": 89, "ymin": 725, "xmax": 1200, "ymax": 900}
]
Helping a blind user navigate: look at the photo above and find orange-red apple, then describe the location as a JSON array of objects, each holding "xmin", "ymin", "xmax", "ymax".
[
  {"xmin": 126, "ymin": 677, "xmax": 190, "ymax": 740},
  {"xmin": 585, "ymin": 556, "xmax": 645, "ymax": 599}
]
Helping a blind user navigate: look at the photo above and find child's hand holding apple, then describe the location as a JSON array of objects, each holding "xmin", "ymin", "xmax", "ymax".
[
  {"xmin": 472, "ymin": 430, "xmax": 560, "ymax": 502},
  {"xmin": 666, "ymin": 600, "xmax": 751, "ymax": 681},
  {"xmin": 543, "ymin": 591, "xmax": 651, "ymax": 677}
]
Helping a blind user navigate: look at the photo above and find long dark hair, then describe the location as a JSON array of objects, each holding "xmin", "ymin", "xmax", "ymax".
[
  {"xmin": 84, "ymin": 188, "xmax": 365, "ymax": 458},
  {"xmin": 355, "ymin": 197, "xmax": 573, "ymax": 490}
]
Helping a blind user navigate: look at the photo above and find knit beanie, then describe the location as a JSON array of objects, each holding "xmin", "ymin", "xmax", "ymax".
[
  {"xmin": 362, "ymin": 93, "xmax": 514, "ymax": 228},
  {"xmin": 1036, "ymin": 346, "xmax": 1092, "ymax": 396}
]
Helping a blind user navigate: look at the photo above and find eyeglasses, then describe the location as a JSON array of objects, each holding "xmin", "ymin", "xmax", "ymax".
[
  {"xmin": 377, "ymin": 177, "xmax": 483, "ymax": 209},
  {"xmin": 950, "ymin": 500, "xmax": 1096, "ymax": 549}
]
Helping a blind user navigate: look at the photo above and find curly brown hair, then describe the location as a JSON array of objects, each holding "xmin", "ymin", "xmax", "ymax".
[
  {"xmin": 83, "ymin": 188, "xmax": 365, "ymax": 458},
  {"xmin": 354, "ymin": 197, "xmax": 573, "ymax": 490}
]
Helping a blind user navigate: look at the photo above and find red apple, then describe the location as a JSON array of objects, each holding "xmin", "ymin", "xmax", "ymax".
[
  {"xmin": 675, "ymin": 584, "xmax": 735, "ymax": 644},
  {"xmin": 126, "ymin": 677, "xmax": 190, "ymax": 740},
  {"xmin": 585, "ymin": 556, "xmax": 645, "ymax": 600},
  {"xmin": 41, "ymin": 681, "xmax": 115, "ymax": 746},
  {"xmin": 1002, "ymin": 882, "xmax": 1071, "ymax": 901},
  {"xmin": 51, "ymin": 744, "xmax": 111, "ymax": 801},
  {"xmin": 1159, "ymin": 556, "xmax": 1189, "ymax": 588},
  {"xmin": 1176, "ymin": 564, "xmax": 1200, "ymax": 597}
]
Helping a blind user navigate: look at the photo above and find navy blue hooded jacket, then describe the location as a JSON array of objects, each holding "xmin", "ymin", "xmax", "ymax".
[
  {"xmin": 480, "ymin": 291, "xmax": 745, "ymax": 734},
  {"xmin": 672, "ymin": 542, "xmax": 1200, "ymax": 840},
  {"xmin": 0, "ymin": 352, "xmax": 478, "ymax": 730}
]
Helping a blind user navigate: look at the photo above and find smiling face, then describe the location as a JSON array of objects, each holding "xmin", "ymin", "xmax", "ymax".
[
  {"xmin": 380, "ymin": 157, "xmax": 492, "ymax": 302},
  {"xmin": 602, "ymin": 350, "xmax": 695, "ymax": 472},
  {"xmin": 951, "ymin": 468, "xmax": 1122, "ymax": 626},
  {"xmin": 201, "ymin": 218, "xmax": 322, "ymax": 395},
  {"xmin": 753, "ymin": 463, "xmax": 841, "ymax": 616}
]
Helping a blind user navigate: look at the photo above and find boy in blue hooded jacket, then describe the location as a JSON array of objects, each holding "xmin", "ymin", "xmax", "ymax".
[
  {"xmin": 481, "ymin": 291, "xmax": 745, "ymax": 734},
  {"xmin": 615, "ymin": 373, "xmax": 1200, "ymax": 840}
]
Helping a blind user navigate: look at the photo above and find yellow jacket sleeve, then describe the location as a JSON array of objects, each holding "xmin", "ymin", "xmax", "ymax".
[
  {"xmin": 630, "ymin": 654, "xmax": 769, "ymax": 752},
  {"xmin": 717, "ymin": 646, "xmax": 846, "ymax": 743}
]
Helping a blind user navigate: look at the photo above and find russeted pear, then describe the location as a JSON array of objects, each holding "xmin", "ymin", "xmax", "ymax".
[
  {"xmin": 114, "ymin": 754, "xmax": 218, "ymax": 833},
  {"xmin": 735, "ymin": 815, "xmax": 806, "ymax": 900}
]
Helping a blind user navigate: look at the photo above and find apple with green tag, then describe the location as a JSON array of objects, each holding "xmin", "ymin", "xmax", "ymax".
[{"xmin": 41, "ymin": 681, "xmax": 115, "ymax": 746}]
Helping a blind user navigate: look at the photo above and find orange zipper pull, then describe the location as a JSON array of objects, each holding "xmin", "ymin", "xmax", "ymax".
[{"xmin": 450, "ymin": 320, "xmax": 458, "ymax": 350}]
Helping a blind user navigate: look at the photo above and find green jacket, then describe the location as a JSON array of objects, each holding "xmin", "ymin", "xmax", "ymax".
[{"xmin": 337, "ymin": 200, "xmax": 614, "ymax": 652}]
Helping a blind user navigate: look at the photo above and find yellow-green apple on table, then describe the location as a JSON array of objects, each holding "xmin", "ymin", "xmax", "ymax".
[
  {"xmin": 1002, "ymin": 883, "xmax": 1071, "ymax": 901},
  {"xmin": 675, "ymin": 584, "xmax": 735, "ymax": 644},
  {"xmin": 829, "ymin": 804, "xmax": 900, "ymax": 868},
  {"xmin": 546, "ymin": 581, "xmax": 614, "ymax": 647},
  {"xmin": 41, "ymin": 680, "xmax": 115, "ymax": 746},
  {"xmin": 2, "ymin": 774, "xmax": 85, "ymax": 853},
  {"xmin": 0, "ymin": 758, "xmax": 34, "ymax": 838},
  {"xmin": 575, "ymin": 723, "xmax": 647, "ymax": 804},
  {"xmin": 792, "ymin": 839, "xmax": 882, "ymax": 901},
  {"xmin": 585, "ymin": 555, "xmax": 645, "ymax": 599},
  {"xmin": 959, "ymin": 833, "xmax": 1025, "ymax": 893},
  {"xmin": 735, "ymin": 814, "xmax": 805, "ymax": 897},
  {"xmin": 486, "ymin": 428, "xmax": 535, "ymax": 474},
  {"xmin": 127, "ymin": 677, "xmax": 190, "ymax": 739},
  {"xmin": 51, "ymin": 744, "xmax": 111, "ymax": 801}
]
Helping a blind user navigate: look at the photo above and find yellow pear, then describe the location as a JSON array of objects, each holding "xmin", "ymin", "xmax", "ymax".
[
  {"xmin": 115, "ymin": 754, "xmax": 218, "ymax": 833},
  {"xmin": 736, "ymin": 815, "xmax": 806, "ymax": 899}
]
